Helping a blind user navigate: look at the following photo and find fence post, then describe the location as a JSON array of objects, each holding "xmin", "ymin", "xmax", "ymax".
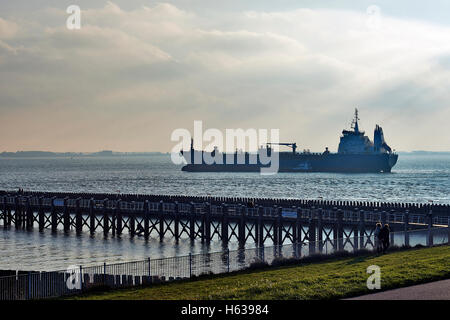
[
  {"xmin": 189, "ymin": 253, "xmax": 192, "ymax": 278},
  {"xmin": 79, "ymin": 265, "xmax": 83, "ymax": 292},
  {"xmin": 27, "ymin": 272, "xmax": 31, "ymax": 300},
  {"xmin": 148, "ymin": 257, "xmax": 151, "ymax": 277},
  {"xmin": 103, "ymin": 262, "xmax": 106, "ymax": 284}
]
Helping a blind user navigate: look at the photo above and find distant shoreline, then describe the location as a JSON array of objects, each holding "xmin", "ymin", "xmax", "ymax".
[
  {"xmin": 0, "ymin": 150, "xmax": 448, "ymax": 158},
  {"xmin": 0, "ymin": 151, "xmax": 168, "ymax": 158}
]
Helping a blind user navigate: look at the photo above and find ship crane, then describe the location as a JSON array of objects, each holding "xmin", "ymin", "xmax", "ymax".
[{"xmin": 266, "ymin": 142, "xmax": 297, "ymax": 154}]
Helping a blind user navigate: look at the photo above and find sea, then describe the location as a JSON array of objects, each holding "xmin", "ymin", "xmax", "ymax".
[{"xmin": 0, "ymin": 153, "xmax": 449, "ymax": 271}]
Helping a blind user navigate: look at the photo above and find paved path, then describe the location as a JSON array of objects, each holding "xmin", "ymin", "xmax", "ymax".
[{"xmin": 347, "ymin": 279, "xmax": 450, "ymax": 300}]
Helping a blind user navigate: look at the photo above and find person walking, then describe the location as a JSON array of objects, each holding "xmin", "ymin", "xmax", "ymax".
[
  {"xmin": 379, "ymin": 224, "xmax": 391, "ymax": 254},
  {"xmin": 374, "ymin": 222, "xmax": 382, "ymax": 253}
]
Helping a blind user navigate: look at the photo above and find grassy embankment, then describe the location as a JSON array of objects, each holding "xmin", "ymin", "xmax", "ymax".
[{"xmin": 71, "ymin": 245, "xmax": 450, "ymax": 300}]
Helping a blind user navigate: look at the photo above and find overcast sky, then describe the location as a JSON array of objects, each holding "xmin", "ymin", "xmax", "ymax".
[{"xmin": 1, "ymin": 1, "xmax": 450, "ymax": 152}]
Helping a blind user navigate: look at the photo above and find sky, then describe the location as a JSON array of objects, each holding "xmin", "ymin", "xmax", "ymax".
[{"xmin": 1, "ymin": 1, "xmax": 450, "ymax": 152}]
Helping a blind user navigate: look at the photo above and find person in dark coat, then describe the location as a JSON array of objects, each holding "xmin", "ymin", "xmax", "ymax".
[
  {"xmin": 374, "ymin": 222, "xmax": 382, "ymax": 253},
  {"xmin": 379, "ymin": 224, "xmax": 390, "ymax": 253}
]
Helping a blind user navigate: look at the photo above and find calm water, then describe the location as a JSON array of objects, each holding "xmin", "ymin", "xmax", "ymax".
[{"xmin": 0, "ymin": 154, "xmax": 449, "ymax": 271}]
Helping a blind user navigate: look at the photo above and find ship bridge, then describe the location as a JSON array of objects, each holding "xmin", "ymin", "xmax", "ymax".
[{"xmin": 338, "ymin": 109, "xmax": 393, "ymax": 154}]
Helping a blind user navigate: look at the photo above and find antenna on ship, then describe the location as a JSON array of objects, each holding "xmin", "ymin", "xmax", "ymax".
[{"xmin": 352, "ymin": 108, "xmax": 360, "ymax": 133}]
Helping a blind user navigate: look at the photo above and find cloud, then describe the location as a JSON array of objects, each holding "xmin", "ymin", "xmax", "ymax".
[
  {"xmin": 0, "ymin": 17, "xmax": 18, "ymax": 39},
  {"xmin": 0, "ymin": 2, "xmax": 450, "ymax": 151}
]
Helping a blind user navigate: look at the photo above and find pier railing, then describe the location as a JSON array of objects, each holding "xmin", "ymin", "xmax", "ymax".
[
  {"xmin": 2, "ymin": 190, "xmax": 450, "ymax": 215},
  {"xmin": 0, "ymin": 227, "xmax": 448, "ymax": 300},
  {"xmin": 2, "ymin": 195, "xmax": 450, "ymax": 224}
]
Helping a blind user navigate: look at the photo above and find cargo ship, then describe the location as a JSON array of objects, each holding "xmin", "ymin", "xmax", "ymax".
[{"xmin": 180, "ymin": 109, "xmax": 398, "ymax": 173}]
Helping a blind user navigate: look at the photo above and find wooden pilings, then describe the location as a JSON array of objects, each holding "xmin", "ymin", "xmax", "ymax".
[
  {"xmin": 308, "ymin": 210, "xmax": 316, "ymax": 254},
  {"xmin": 353, "ymin": 208, "xmax": 359, "ymax": 251},
  {"xmin": 144, "ymin": 201, "xmax": 150, "ymax": 239},
  {"xmin": 190, "ymin": 202, "xmax": 196, "ymax": 241},
  {"xmin": 296, "ymin": 207, "xmax": 303, "ymax": 249},
  {"xmin": 75, "ymin": 198, "xmax": 82, "ymax": 234},
  {"xmin": 317, "ymin": 208, "xmax": 323, "ymax": 253},
  {"xmin": 63, "ymin": 198, "xmax": 70, "ymax": 233},
  {"xmin": 129, "ymin": 207, "xmax": 135, "ymax": 238},
  {"xmin": 204, "ymin": 203, "xmax": 211, "ymax": 243},
  {"xmin": 103, "ymin": 199, "xmax": 109, "ymax": 237},
  {"xmin": 174, "ymin": 202, "xmax": 180, "ymax": 242},
  {"xmin": 116, "ymin": 200, "xmax": 122, "ymax": 236},
  {"xmin": 258, "ymin": 206, "xmax": 264, "ymax": 247},
  {"xmin": 337, "ymin": 209, "xmax": 344, "ymax": 251},
  {"xmin": 359, "ymin": 209, "xmax": 365, "ymax": 249},
  {"xmin": 38, "ymin": 197, "xmax": 45, "ymax": 231},
  {"xmin": 89, "ymin": 198, "xmax": 95, "ymax": 235},
  {"xmin": 159, "ymin": 201, "xmax": 164, "ymax": 242},
  {"xmin": 26, "ymin": 197, "xmax": 33, "ymax": 230},
  {"xmin": 221, "ymin": 204, "xmax": 228, "ymax": 244},
  {"xmin": 51, "ymin": 197, "xmax": 57, "ymax": 233},
  {"xmin": 14, "ymin": 196, "xmax": 21, "ymax": 230},
  {"xmin": 273, "ymin": 206, "xmax": 280, "ymax": 246}
]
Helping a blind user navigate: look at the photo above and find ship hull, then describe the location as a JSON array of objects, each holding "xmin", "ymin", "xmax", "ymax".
[{"xmin": 181, "ymin": 153, "xmax": 398, "ymax": 173}]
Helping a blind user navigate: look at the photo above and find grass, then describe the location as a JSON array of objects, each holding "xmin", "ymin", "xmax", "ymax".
[{"xmin": 70, "ymin": 245, "xmax": 450, "ymax": 300}]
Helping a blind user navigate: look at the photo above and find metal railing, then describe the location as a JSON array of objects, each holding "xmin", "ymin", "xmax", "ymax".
[{"xmin": 0, "ymin": 227, "xmax": 448, "ymax": 300}]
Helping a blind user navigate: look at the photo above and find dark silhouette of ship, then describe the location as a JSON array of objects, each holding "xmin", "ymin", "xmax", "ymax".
[{"xmin": 180, "ymin": 109, "xmax": 398, "ymax": 173}]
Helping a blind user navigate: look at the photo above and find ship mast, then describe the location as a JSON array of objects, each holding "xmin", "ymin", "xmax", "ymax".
[{"xmin": 351, "ymin": 108, "xmax": 360, "ymax": 133}]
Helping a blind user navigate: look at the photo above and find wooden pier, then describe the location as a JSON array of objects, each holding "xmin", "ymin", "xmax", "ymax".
[{"xmin": 0, "ymin": 190, "xmax": 449, "ymax": 249}]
